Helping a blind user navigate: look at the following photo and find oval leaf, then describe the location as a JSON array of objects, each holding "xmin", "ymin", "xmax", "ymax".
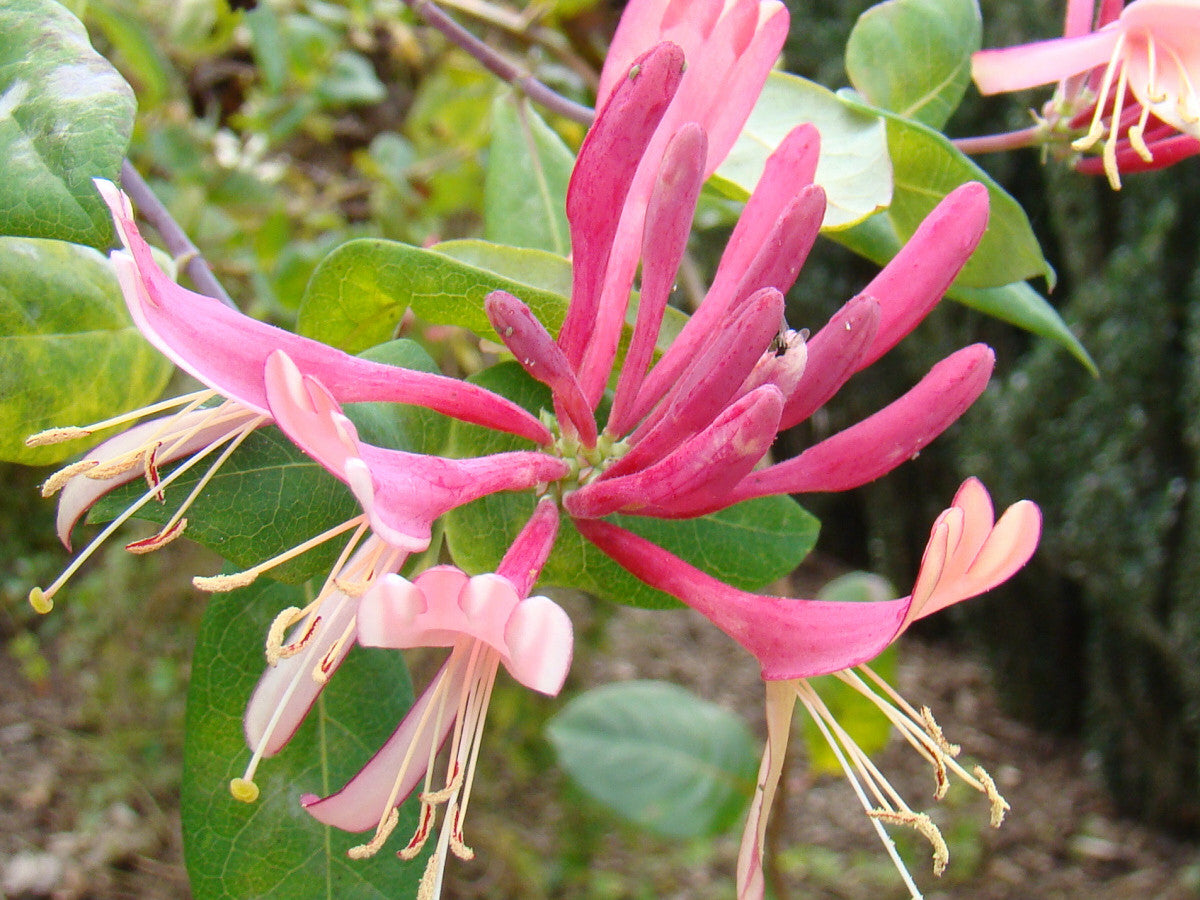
[
  {"xmin": 845, "ymin": 0, "xmax": 982, "ymax": 130},
  {"xmin": 713, "ymin": 71, "xmax": 892, "ymax": 230},
  {"xmin": 547, "ymin": 680, "xmax": 759, "ymax": 838},
  {"xmin": 182, "ymin": 577, "xmax": 426, "ymax": 899},
  {"xmin": 484, "ymin": 95, "xmax": 573, "ymax": 256},
  {"xmin": 0, "ymin": 0, "xmax": 135, "ymax": 248},
  {"xmin": 0, "ymin": 237, "xmax": 172, "ymax": 465}
]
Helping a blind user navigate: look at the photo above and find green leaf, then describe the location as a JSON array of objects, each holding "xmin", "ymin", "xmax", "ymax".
[
  {"xmin": 836, "ymin": 212, "xmax": 1094, "ymax": 371},
  {"xmin": 182, "ymin": 577, "xmax": 425, "ymax": 899},
  {"xmin": 838, "ymin": 90, "xmax": 1054, "ymax": 289},
  {"xmin": 0, "ymin": 237, "xmax": 172, "ymax": 465},
  {"xmin": 442, "ymin": 362, "xmax": 819, "ymax": 609},
  {"xmin": 297, "ymin": 238, "xmax": 571, "ymax": 354},
  {"xmin": 712, "ymin": 71, "xmax": 892, "ymax": 230},
  {"xmin": 484, "ymin": 95, "xmax": 573, "ymax": 256},
  {"xmin": 546, "ymin": 680, "xmax": 759, "ymax": 838},
  {"xmin": 798, "ymin": 573, "xmax": 898, "ymax": 775},
  {"xmin": 0, "ymin": 0, "xmax": 135, "ymax": 248},
  {"xmin": 845, "ymin": 0, "xmax": 981, "ymax": 130},
  {"xmin": 89, "ymin": 340, "xmax": 446, "ymax": 583}
]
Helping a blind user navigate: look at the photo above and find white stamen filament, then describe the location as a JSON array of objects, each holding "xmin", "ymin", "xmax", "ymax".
[{"xmin": 24, "ymin": 389, "xmax": 216, "ymax": 447}]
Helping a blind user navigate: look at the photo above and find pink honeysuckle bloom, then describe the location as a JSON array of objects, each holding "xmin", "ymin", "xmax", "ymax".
[
  {"xmin": 575, "ymin": 478, "xmax": 1041, "ymax": 900},
  {"xmin": 971, "ymin": 0, "xmax": 1200, "ymax": 188},
  {"xmin": 301, "ymin": 499, "xmax": 571, "ymax": 899},
  {"xmin": 263, "ymin": 350, "xmax": 569, "ymax": 553},
  {"xmin": 27, "ymin": 181, "xmax": 552, "ymax": 613},
  {"xmin": 561, "ymin": 0, "xmax": 789, "ymax": 404}
]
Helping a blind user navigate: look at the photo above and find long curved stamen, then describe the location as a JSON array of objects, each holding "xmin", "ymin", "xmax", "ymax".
[
  {"xmin": 1161, "ymin": 39, "xmax": 1200, "ymax": 125},
  {"xmin": 194, "ymin": 515, "xmax": 367, "ymax": 592},
  {"xmin": 29, "ymin": 428, "xmax": 249, "ymax": 613},
  {"xmin": 795, "ymin": 681, "xmax": 925, "ymax": 899},
  {"xmin": 24, "ymin": 389, "xmax": 217, "ymax": 448},
  {"xmin": 1073, "ymin": 31, "xmax": 1128, "ymax": 154}
]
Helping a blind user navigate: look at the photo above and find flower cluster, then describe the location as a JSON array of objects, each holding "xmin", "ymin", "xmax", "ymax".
[{"xmin": 28, "ymin": 0, "xmax": 1041, "ymax": 896}]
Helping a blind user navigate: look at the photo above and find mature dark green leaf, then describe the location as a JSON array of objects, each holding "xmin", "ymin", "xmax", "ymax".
[
  {"xmin": 182, "ymin": 577, "xmax": 425, "ymax": 899},
  {"xmin": 484, "ymin": 95, "xmax": 573, "ymax": 255},
  {"xmin": 442, "ymin": 362, "xmax": 819, "ymax": 609},
  {"xmin": 798, "ymin": 573, "xmax": 898, "ymax": 775},
  {"xmin": 836, "ymin": 212, "xmax": 1094, "ymax": 371},
  {"xmin": 0, "ymin": 237, "xmax": 172, "ymax": 465},
  {"xmin": 845, "ymin": 0, "xmax": 981, "ymax": 130},
  {"xmin": 712, "ymin": 71, "xmax": 891, "ymax": 229},
  {"xmin": 0, "ymin": 0, "xmax": 135, "ymax": 248},
  {"xmin": 547, "ymin": 680, "xmax": 758, "ymax": 838},
  {"xmin": 88, "ymin": 340, "xmax": 447, "ymax": 582},
  {"xmin": 297, "ymin": 239, "xmax": 570, "ymax": 353}
]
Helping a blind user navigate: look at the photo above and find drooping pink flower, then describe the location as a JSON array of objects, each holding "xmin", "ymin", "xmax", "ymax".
[
  {"xmin": 27, "ymin": 181, "xmax": 553, "ymax": 614},
  {"xmin": 576, "ymin": 479, "xmax": 1041, "ymax": 899},
  {"xmin": 301, "ymin": 499, "xmax": 571, "ymax": 898},
  {"xmin": 972, "ymin": 0, "xmax": 1200, "ymax": 188}
]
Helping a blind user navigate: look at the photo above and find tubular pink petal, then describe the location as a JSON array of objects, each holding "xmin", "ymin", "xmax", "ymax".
[
  {"xmin": 503, "ymin": 595, "xmax": 574, "ymax": 695},
  {"xmin": 736, "ymin": 345, "xmax": 994, "ymax": 498},
  {"xmin": 485, "ymin": 291, "xmax": 595, "ymax": 445},
  {"xmin": 576, "ymin": 519, "xmax": 911, "ymax": 680},
  {"xmin": 496, "ymin": 497, "xmax": 561, "ymax": 596},
  {"xmin": 1075, "ymin": 132, "xmax": 1200, "ymax": 174},
  {"xmin": 558, "ymin": 44, "xmax": 685, "ymax": 371},
  {"xmin": 302, "ymin": 660, "xmax": 459, "ymax": 832},
  {"xmin": 778, "ymin": 297, "xmax": 881, "ymax": 430},
  {"xmin": 96, "ymin": 181, "xmax": 549, "ymax": 445},
  {"xmin": 634, "ymin": 125, "xmax": 821, "ymax": 418},
  {"xmin": 971, "ymin": 27, "xmax": 1121, "ymax": 94},
  {"xmin": 1065, "ymin": 0, "xmax": 1099, "ymax": 38},
  {"xmin": 853, "ymin": 183, "xmax": 990, "ymax": 371},
  {"xmin": 609, "ymin": 124, "xmax": 709, "ymax": 437},
  {"xmin": 611, "ymin": 288, "xmax": 784, "ymax": 477},
  {"xmin": 726, "ymin": 184, "xmax": 826, "ymax": 308},
  {"xmin": 567, "ymin": 385, "xmax": 782, "ymax": 519}
]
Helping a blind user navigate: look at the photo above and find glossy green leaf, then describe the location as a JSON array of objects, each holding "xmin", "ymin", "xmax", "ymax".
[
  {"xmin": 484, "ymin": 95, "xmax": 573, "ymax": 255},
  {"xmin": 90, "ymin": 340, "xmax": 445, "ymax": 583},
  {"xmin": 297, "ymin": 238, "xmax": 570, "ymax": 353},
  {"xmin": 836, "ymin": 212, "xmax": 1093, "ymax": 371},
  {"xmin": 0, "ymin": 237, "xmax": 172, "ymax": 465},
  {"xmin": 0, "ymin": 0, "xmax": 135, "ymax": 248},
  {"xmin": 845, "ymin": 0, "xmax": 981, "ymax": 130},
  {"xmin": 838, "ymin": 90, "xmax": 1054, "ymax": 289},
  {"xmin": 798, "ymin": 573, "xmax": 899, "ymax": 775},
  {"xmin": 442, "ymin": 362, "xmax": 819, "ymax": 609},
  {"xmin": 546, "ymin": 680, "xmax": 758, "ymax": 838},
  {"xmin": 182, "ymin": 577, "xmax": 424, "ymax": 899},
  {"xmin": 712, "ymin": 71, "xmax": 892, "ymax": 230}
]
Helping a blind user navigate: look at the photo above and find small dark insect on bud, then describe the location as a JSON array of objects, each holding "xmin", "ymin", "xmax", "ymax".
[{"xmin": 227, "ymin": 0, "xmax": 258, "ymax": 10}]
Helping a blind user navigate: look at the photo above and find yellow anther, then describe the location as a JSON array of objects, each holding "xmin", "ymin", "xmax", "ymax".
[
  {"xmin": 920, "ymin": 706, "xmax": 960, "ymax": 757},
  {"xmin": 869, "ymin": 809, "xmax": 949, "ymax": 877},
  {"xmin": 193, "ymin": 570, "xmax": 259, "ymax": 593},
  {"xmin": 973, "ymin": 765, "xmax": 1010, "ymax": 827},
  {"xmin": 88, "ymin": 451, "xmax": 143, "ymax": 480},
  {"xmin": 125, "ymin": 518, "xmax": 188, "ymax": 554},
  {"xmin": 25, "ymin": 426, "xmax": 92, "ymax": 447},
  {"xmin": 229, "ymin": 777, "xmax": 260, "ymax": 803},
  {"xmin": 265, "ymin": 606, "xmax": 305, "ymax": 666},
  {"xmin": 419, "ymin": 768, "xmax": 464, "ymax": 805},
  {"xmin": 416, "ymin": 851, "xmax": 441, "ymax": 900},
  {"xmin": 28, "ymin": 587, "xmax": 53, "ymax": 614},
  {"xmin": 347, "ymin": 807, "xmax": 399, "ymax": 860},
  {"xmin": 40, "ymin": 459, "xmax": 99, "ymax": 497}
]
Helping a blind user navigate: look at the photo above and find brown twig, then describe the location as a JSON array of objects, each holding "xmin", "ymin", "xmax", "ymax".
[{"xmin": 404, "ymin": 0, "xmax": 596, "ymax": 126}]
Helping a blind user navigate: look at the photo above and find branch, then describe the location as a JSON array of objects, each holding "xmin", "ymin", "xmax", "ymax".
[
  {"xmin": 119, "ymin": 159, "xmax": 237, "ymax": 309},
  {"xmin": 405, "ymin": 0, "xmax": 596, "ymax": 126},
  {"xmin": 952, "ymin": 125, "xmax": 1044, "ymax": 156}
]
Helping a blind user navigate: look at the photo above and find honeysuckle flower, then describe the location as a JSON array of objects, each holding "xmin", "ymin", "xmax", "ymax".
[
  {"xmin": 27, "ymin": 179, "xmax": 551, "ymax": 613},
  {"xmin": 301, "ymin": 498, "xmax": 571, "ymax": 899},
  {"xmin": 576, "ymin": 479, "xmax": 1041, "ymax": 900},
  {"xmin": 971, "ymin": 0, "xmax": 1200, "ymax": 188}
]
